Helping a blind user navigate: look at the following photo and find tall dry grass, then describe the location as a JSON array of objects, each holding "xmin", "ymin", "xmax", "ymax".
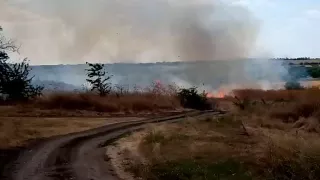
[
  {"xmin": 34, "ymin": 92, "xmax": 181, "ymax": 112},
  {"xmin": 231, "ymin": 88, "xmax": 320, "ymax": 127},
  {"xmin": 124, "ymin": 111, "xmax": 320, "ymax": 179},
  {"xmin": 233, "ymin": 88, "xmax": 320, "ymax": 101},
  {"xmin": 112, "ymin": 88, "xmax": 320, "ymax": 180},
  {"xmin": 28, "ymin": 83, "xmax": 182, "ymax": 113}
]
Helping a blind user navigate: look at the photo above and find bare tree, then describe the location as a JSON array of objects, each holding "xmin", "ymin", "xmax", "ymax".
[{"xmin": 0, "ymin": 26, "xmax": 18, "ymax": 53}]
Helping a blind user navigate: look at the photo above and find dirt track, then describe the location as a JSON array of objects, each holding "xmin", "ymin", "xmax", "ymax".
[{"xmin": 2, "ymin": 110, "xmax": 223, "ymax": 180}]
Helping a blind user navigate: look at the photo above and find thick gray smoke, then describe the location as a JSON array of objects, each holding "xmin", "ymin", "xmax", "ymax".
[
  {"xmin": 2, "ymin": 0, "xmax": 285, "ymax": 94},
  {"xmin": 0, "ymin": 0, "xmax": 259, "ymax": 64}
]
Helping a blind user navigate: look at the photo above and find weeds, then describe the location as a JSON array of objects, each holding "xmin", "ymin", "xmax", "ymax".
[
  {"xmin": 150, "ymin": 160, "xmax": 252, "ymax": 180},
  {"xmin": 263, "ymin": 134, "xmax": 320, "ymax": 180},
  {"xmin": 232, "ymin": 96, "xmax": 251, "ymax": 110},
  {"xmin": 119, "ymin": 88, "xmax": 320, "ymax": 180},
  {"xmin": 34, "ymin": 91, "xmax": 181, "ymax": 112},
  {"xmin": 144, "ymin": 130, "xmax": 166, "ymax": 144}
]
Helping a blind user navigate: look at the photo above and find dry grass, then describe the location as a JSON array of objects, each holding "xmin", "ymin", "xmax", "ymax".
[
  {"xmin": 131, "ymin": 116, "xmax": 320, "ymax": 179},
  {"xmin": 108, "ymin": 88, "xmax": 320, "ymax": 180},
  {"xmin": 233, "ymin": 88, "xmax": 320, "ymax": 101},
  {"xmin": 0, "ymin": 105, "xmax": 115, "ymax": 117},
  {"xmin": 231, "ymin": 88, "xmax": 320, "ymax": 126},
  {"xmin": 32, "ymin": 83, "xmax": 181, "ymax": 113},
  {"xmin": 0, "ymin": 91, "xmax": 182, "ymax": 117},
  {"xmin": 34, "ymin": 92, "xmax": 181, "ymax": 113},
  {"xmin": 0, "ymin": 116, "xmax": 144, "ymax": 149},
  {"xmin": 0, "ymin": 85, "xmax": 182, "ymax": 149}
]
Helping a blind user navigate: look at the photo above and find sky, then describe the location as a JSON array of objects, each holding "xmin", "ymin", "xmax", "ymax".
[
  {"xmin": 234, "ymin": 0, "xmax": 320, "ymax": 58},
  {"xmin": 1, "ymin": 0, "xmax": 320, "ymax": 64}
]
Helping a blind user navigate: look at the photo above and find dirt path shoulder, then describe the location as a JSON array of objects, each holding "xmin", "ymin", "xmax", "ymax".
[{"xmin": 2, "ymin": 111, "xmax": 218, "ymax": 180}]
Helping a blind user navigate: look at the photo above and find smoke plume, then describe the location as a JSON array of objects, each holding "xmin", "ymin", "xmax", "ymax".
[{"xmin": 0, "ymin": 0, "xmax": 259, "ymax": 64}]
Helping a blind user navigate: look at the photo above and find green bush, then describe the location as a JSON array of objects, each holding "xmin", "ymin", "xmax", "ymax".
[
  {"xmin": 284, "ymin": 81, "xmax": 304, "ymax": 90},
  {"xmin": 307, "ymin": 67, "xmax": 320, "ymax": 78},
  {"xmin": 177, "ymin": 87, "xmax": 211, "ymax": 110}
]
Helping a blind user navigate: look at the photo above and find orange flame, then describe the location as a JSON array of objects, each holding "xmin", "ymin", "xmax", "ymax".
[{"xmin": 206, "ymin": 90, "xmax": 226, "ymax": 99}]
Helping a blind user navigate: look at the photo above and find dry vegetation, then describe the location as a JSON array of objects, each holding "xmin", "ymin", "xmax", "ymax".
[
  {"xmin": 0, "ymin": 117, "xmax": 145, "ymax": 149},
  {"xmin": 0, "ymin": 91, "xmax": 180, "ymax": 148},
  {"xmin": 0, "ymin": 90, "xmax": 180, "ymax": 148},
  {"xmin": 0, "ymin": 84, "xmax": 182, "ymax": 117},
  {"xmin": 108, "ymin": 88, "xmax": 320, "ymax": 180},
  {"xmin": 35, "ymin": 91, "xmax": 181, "ymax": 113},
  {"xmin": 0, "ymin": 84, "xmax": 183, "ymax": 149}
]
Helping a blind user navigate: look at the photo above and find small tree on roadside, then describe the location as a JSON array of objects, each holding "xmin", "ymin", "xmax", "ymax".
[
  {"xmin": 284, "ymin": 81, "xmax": 304, "ymax": 90},
  {"xmin": 0, "ymin": 26, "xmax": 43, "ymax": 102},
  {"xmin": 177, "ymin": 87, "xmax": 212, "ymax": 110},
  {"xmin": 85, "ymin": 62, "xmax": 112, "ymax": 96}
]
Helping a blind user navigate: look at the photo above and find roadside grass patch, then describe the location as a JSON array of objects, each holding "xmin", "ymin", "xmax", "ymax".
[
  {"xmin": 143, "ymin": 130, "xmax": 190, "ymax": 145},
  {"xmin": 110, "ymin": 88, "xmax": 320, "ymax": 180},
  {"xmin": 262, "ymin": 134, "xmax": 320, "ymax": 180},
  {"xmin": 144, "ymin": 130, "xmax": 166, "ymax": 144},
  {"xmin": 211, "ymin": 115, "xmax": 241, "ymax": 128},
  {"xmin": 150, "ymin": 159, "xmax": 252, "ymax": 180}
]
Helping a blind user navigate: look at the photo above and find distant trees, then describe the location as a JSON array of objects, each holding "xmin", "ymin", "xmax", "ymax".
[
  {"xmin": 0, "ymin": 26, "xmax": 43, "ymax": 101},
  {"xmin": 287, "ymin": 66, "xmax": 309, "ymax": 80},
  {"xmin": 272, "ymin": 57, "xmax": 312, "ymax": 60},
  {"xmin": 284, "ymin": 81, "xmax": 304, "ymax": 90},
  {"xmin": 85, "ymin": 62, "xmax": 112, "ymax": 96},
  {"xmin": 307, "ymin": 67, "xmax": 320, "ymax": 78}
]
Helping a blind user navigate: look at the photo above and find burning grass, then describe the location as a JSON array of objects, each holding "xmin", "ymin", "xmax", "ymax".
[{"xmin": 107, "ymin": 88, "xmax": 320, "ymax": 180}]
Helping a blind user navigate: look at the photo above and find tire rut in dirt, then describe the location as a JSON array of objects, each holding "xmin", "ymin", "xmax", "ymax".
[
  {"xmin": 0, "ymin": 148, "xmax": 23, "ymax": 179},
  {"xmin": 43, "ymin": 111, "xmax": 207, "ymax": 180},
  {"xmin": 6, "ymin": 110, "xmax": 224, "ymax": 180}
]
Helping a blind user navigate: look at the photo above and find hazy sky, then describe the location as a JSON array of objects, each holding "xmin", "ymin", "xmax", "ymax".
[
  {"xmin": 1, "ymin": 0, "xmax": 320, "ymax": 64},
  {"xmin": 235, "ymin": 0, "xmax": 320, "ymax": 58}
]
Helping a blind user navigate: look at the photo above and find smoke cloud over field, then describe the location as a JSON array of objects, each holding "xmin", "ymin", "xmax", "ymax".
[
  {"xmin": 0, "ymin": 0, "xmax": 259, "ymax": 64},
  {"xmin": 1, "ymin": 0, "xmax": 286, "ymax": 95}
]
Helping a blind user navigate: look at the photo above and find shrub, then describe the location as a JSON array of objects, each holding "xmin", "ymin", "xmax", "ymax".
[
  {"xmin": 151, "ymin": 160, "xmax": 252, "ymax": 180},
  {"xmin": 177, "ymin": 87, "xmax": 211, "ymax": 110},
  {"xmin": 285, "ymin": 81, "xmax": 304, "ymax": 90},
  {"xmin": 307, "ymin": 67, "xmax": 320, "ymax": 78}
]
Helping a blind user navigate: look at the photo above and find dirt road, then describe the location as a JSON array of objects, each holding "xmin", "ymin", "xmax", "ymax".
[{"xmin": 2, "ymin": 110, "xmax": 223, "ymax": 180}]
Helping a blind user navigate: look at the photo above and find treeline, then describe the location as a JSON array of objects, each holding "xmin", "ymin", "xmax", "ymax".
[
  {"xmin": 288, "ymin": 66, "xmax": 320, "ymax": 79},
  {"xmin": 272, "ymin": 57, "xmax": 318, "ymax": 60}
]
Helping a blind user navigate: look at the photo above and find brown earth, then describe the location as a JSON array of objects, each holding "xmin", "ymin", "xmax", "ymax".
[{"xmin": 2, "ymin": 110, "xmax": 217, "ymax": 180}]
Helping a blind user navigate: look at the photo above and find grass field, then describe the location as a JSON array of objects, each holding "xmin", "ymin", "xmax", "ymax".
[
  {"xmin": 3, "ymin": 86, "xmax": 320, "ymax": 179},
  {"xmin": 0, "ymin": 86, "xmax": 181, "ymax": 149},
  {"xmin": 0, "ymin": 117, "xmax": 147, "ymax": 149},
  {"xmin": 107, "ymin": 88, "xmax": 320, "ymax": 180}
]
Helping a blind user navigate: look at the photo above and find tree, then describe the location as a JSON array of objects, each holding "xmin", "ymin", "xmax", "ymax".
[
  {"xmin": 177, "ymin": 87, "xmax": 212, "ymax": 110},
  {"xmin": 307, "ymin": 67, "xmax": 320, "ymax": 78},
  {"xmin": 85, "ymin": 62, "xmax": 112, "ymax": 96},
  {"xmin": 284, "ymin": 81, "xmax": 304, "ymax": 90},
  {"xmin": 0, "ymin": 26, "xmax": 43, "ymax": 101}
]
